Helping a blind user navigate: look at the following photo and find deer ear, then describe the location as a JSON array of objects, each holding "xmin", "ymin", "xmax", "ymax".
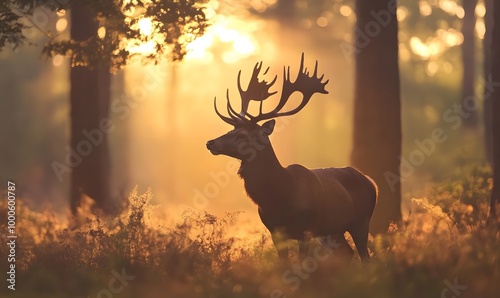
[{"xmin": 261, "ymin": 119, "xmax": 275, "ymax": 135}]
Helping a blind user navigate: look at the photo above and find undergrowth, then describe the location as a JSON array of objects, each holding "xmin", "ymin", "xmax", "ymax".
[{"xmin": 0, "ymin": 172, "xmax": 499, "ymax": 298}]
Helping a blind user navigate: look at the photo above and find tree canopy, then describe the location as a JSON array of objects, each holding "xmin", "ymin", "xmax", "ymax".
[{"xmin": 0, "ymin": 0, "xmax": 210, "ymax": 71}]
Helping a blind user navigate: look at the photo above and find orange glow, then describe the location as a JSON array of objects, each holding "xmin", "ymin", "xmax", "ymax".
[
  {"xmin": 397, "ymin": 6, "xmax": 409, "ymax": 21},
  {"xmin": 138, "ymin": 18, "xmax": 153, "ymax": 36},
  {"xmin": 339, "ymin": 5, "xmax": 352, "ymax": 17},
  {"xmin": 419, "ymin": 1, "xmax": 432, "ymax": 16},
  {"xmin": 56, "ymin": 18, "xmax": 67, "ymax": 32},
  {"xmin": 185, "ymin": 15, "xmax": 259, "ymax": 63},
  {"xmin": 126, "ymin": 17, "xmax": 162, "ymax": 56},
  {"xmin": 476, "ymin": 1, "xmax": 486, "ymax": 18}
]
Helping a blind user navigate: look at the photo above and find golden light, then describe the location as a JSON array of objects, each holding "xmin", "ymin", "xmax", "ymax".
[
  {"xmin": 128, "ymin": 41, "xmax": 156, "ymax": 55},
  {"xmin": 397, "ymin": 6, "xmax": 409, "ymax": 21},
  {"xmin": 184, "ymin": 15, "xmax": 259, "ymax": 63},
  {"xmin": 222, "ymin": 51, "xmax": 240, "ymax": 64},
  {"xmin": 426, "ymin": 61, "xmax": 439, "ymax": 77},
  {"xmin": 138, "ymin": 18, "xmax": 153, "ymax": 36},
  {"xmin": 339, "ymin": 5, "xmax": 352, "ymax": 17},
  {"xmin": 52, "ymin": 54, "xmax": 64, "ymax": 67},
  {"xmin": 475, "ymin": 1, "xmax": 486, "ymax": 18},
  {"xmin": 399, "ymin": 44, "xmax": 411, "ymax": 62},
  {"xmin": 218, "ymin": 27, "xmax": 239, "ymax": 43},
  {"xmin": 439, "ymin": 0, "xmax": 457, "ymax": 15},
  {"xmin": 456, "ymin": 6, "xmax": 465, "ymax": 19},
  {"xmin": 56, "ymin": 9, "xmax": 66, "ymax": 17},
  {"xmin": 399, "ymin": 31, "xmax": 408, "ymax": 42},
  {"xmin": 436, "ymin": 28, "xmax": 463, "ymax": 47},
  {"xmin": 316, "ymin": 16, "xmax": 328, "ymax": 28},
  {"xmin": 56, "ymin": 18, "xmax": 67, "ymax": 32},
  {"xmin": 428, "ymin": 38, "xmax": 443, "ymax": 56},
  {"xmin": 410, "ymin": 36, "xmax": 430, "ymax": 59},
  {"xmin": 125, "ymin": 17, "xmax": 162, "ymax": 56},
  {"xmin": 443, "ymin": 61, "xmax": 453, "ymax": 73},
  {"xmin": 97, "ymin": 26, "xmax": 106, "ymax": 39},
  {"xmin": 419, "ymin": 1, "xmax": 432, "ymax": 17},
  {"xmin": 233, "ymin": 36, "xmax": 256, "ymax": 55},
  {"xmin": 185, "ymin": 34, "xmax": 213, "ymax": 61},
  {"xmin": 476, "ymin": 19, "xmax": 486, "ymax": 39},
  {"xmin": 444, "ymin": 29, "xmax": 463, "ymax": 46}
]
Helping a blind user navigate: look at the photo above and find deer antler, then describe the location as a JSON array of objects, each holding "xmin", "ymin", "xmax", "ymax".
[
  {"xmin": 214, "ymin": 53, "xmax": 329, "ymax": 126},
  {"xmin": 238, "ymin": 62, "xmax": 277, "ymax": 116}
]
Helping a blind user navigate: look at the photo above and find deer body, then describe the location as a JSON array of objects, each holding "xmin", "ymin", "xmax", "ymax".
[{"xmin": 207, "ymin": 54, "xmax": 377, "ymax": 261}]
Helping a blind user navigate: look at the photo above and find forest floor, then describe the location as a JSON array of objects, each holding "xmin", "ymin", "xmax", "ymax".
[{"xmin": 0, "ymin": 168, "xmax": 499, "ymax": 298}]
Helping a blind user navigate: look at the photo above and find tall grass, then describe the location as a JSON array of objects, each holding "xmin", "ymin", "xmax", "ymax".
[{"xmin": 1, "ymin": 174, "xmax": 499, "ymax": 298}]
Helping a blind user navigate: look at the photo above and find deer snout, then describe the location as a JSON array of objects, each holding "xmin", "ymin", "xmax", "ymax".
[{"xmin": 206, "ymin": 139, "xmax": 220, "ymax": 155}]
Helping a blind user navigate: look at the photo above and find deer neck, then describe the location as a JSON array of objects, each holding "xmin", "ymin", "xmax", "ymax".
[{"xmin": 238, "ymin": 144, "xmax": 291, "ymax": 208}]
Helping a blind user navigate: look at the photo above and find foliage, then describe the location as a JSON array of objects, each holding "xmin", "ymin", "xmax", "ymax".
[
  {"xmin": 1, "ymin": 179, "xmax": 499, "ymax": 298},
  {"xmin": 414, "ymin": 166, "xmax": 493, "ymax": 231},
  {"xmin": 1, "ymin": 0, "xmax": 210, "ymax": 72}
]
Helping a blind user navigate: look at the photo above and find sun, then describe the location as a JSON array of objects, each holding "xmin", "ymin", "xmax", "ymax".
[{"xmin": 185, "ymin": 15, "xmax": 259, "ymax": 63}]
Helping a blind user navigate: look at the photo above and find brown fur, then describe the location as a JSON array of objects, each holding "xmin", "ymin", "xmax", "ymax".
[{"xmin": 207, "ymin": 120, "xmax": 378, "ymax": 261}]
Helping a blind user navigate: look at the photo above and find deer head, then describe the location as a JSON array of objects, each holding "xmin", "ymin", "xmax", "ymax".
[{"xmin": 206, "ymin": 53, "xmax": 329, "ymax": 160}]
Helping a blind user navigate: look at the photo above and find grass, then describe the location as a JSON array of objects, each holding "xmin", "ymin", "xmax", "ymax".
[{"xmin": 1, "ymin": 172, "xmax": 499, "ymax": 298}]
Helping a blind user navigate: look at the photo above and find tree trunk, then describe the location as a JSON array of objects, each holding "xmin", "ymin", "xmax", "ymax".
[
  {"xmin": 484, "ymin": 0, "xmax": 494, "ymax": 165},
  {"xmin": 111, "ymin": 70, "xmax": 130, "ymax": 200},
  {"xmin": 461, "ymin": 0, "xmax": 479, "ymax": 128},
  {"xmin": 488, "ymin": 0, "xmax": 500, "ymax": 224},
  {"xmin": 274, "ymin": 0, "xmax": 295, "ymax": 23},
  {"xmin": 70, "ymin": 4, "xmax": 114, "ymax": 214},
  {"xmin": 352, "ymin": 0, "xmax": 402, "ymax": 234}
]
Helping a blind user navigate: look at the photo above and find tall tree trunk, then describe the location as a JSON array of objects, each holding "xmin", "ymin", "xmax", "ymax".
[
  {"xmin": 274, "ymin": 0, "xmax": 295, "ymax": 23},
  {"xmin": 70, "ymin": 4, "xmax": 114, "ymax": 214},
  {"xmin": 461, "ymin": 0, "xmax": 479, "ymax": 127},
  {"xmin": 111, "ymin": 70, "xmax": 130, "ymax": 199},
  {"xmin": 352, "ymin": 0, "xmax": 402, "ymax": 234},
  {"xmin": 488, "ymin": 0, "xmax": 500, "ymax": 224},
  {"xmin": 484, "ymin": 0, "xmax": 494, "ymax": 165}
]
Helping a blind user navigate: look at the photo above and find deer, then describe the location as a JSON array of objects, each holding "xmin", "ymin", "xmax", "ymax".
[{"xmin": 206, "ymin": 54, "xmax": 378, "ymax": 262}]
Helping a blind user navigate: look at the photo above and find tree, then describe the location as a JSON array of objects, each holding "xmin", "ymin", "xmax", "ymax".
[
  {"xmin": 484, "ymin": 0, "xmax": 494, "ymax": 165},
  {"xmin": 1, "ymin": 0, "xmax": 209, "ymax": 214},
  {"xmin": 69, "ymin": 2, "xmax": 113, "ymax": 214},
  {"xmin": 488, "ymin": 0, "xmax": 500, "ymax": 224},
  {"xmin": 351, "ymin": 0, "xmax": 402, "ymax": 234},
  {"xmin": 273, "ymin": 0, "xmax": 296, "ymax": 22},
  {"xmin": 460, "ymin": 0, "xmax": 478, "ymax": 127}
]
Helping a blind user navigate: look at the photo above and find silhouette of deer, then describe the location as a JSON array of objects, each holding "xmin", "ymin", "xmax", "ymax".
[{"xmin": 206, "ymin": 54, "xmax": 378, "ymax": 262}]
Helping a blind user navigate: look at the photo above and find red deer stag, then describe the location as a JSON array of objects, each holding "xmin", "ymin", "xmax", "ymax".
[{"xmin": 206, "ymin": 54, "xmax": 378, "ymax": 262}]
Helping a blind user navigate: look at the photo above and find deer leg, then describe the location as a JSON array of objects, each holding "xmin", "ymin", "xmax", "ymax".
[
  {"xmin": 348, "ymin": 221, "xmax": 370, "ymax": 261},
  {"xmin": 271, "ymin": 233, "xmax": 289, "ymax": 260},
  {"xmin": 298, "ymin": 239, "xmax": 310, "ymax": 260},
  {"xmin": 335, "ymin": 235, "xmax": 354, "ymax": 262}
]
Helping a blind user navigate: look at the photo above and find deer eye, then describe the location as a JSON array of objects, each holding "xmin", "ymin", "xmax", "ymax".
[{"xmin": 235, "ymin": 134, "xmax": 246, "ymax": 141}]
